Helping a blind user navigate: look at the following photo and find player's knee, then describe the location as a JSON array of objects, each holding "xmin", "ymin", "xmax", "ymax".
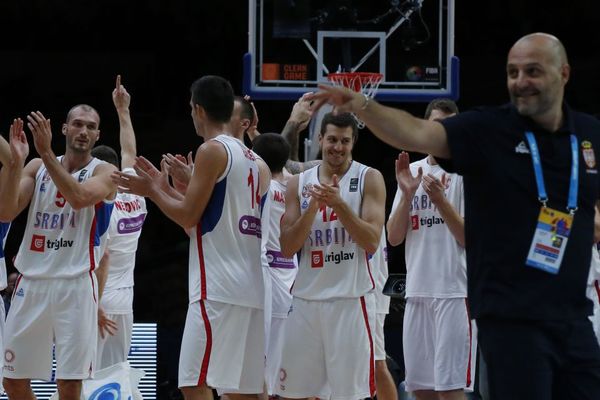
[
  {"xmin": 437, "ymin": 389, "xmax": 466, "ymax": 400},
  {"xmin": 3, "ymin": 377, "xmax": 31, "ymax": 396},
  {"xmin": 56, "ymin": 379, "xmax": 83, "ymax": 400}
]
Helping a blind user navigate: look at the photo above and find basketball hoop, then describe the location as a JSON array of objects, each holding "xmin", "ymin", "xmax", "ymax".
[{"xmin": 327, "ymin": 72, "xmax": 383, "ymax": 129}]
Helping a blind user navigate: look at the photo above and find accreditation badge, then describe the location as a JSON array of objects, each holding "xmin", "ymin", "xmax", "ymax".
[{"xmin": 525, "ymin": 207, "xmax": 573, "ymax": 274}]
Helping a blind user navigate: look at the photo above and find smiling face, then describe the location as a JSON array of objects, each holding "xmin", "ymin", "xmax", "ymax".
[
  {"xmin": 62, "ymin": 106, "xmax": 100, "ymax": 154},
  {"xmin": 319, "ymin": 123, "xmax": 354, "ymax": 169},
  {"xmin": 506, "ymin": 34, "xmax": 569, "ymax": 120}
]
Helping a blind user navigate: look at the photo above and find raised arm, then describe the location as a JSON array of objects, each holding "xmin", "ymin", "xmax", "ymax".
[
  {"xmin": 311, "ymin": 169, "xmax": 385, "ymax": 254},
  {"xmin": 111, "ymin": 140, "xmax": 227, "ymax": 229},
  {"xmin": 386, "ymin": 152, "xmax": 422, "ymax": 246},
  {"xmin": 27, "ymin": 111, "xmax": 117, "ymax": 209},
  {"xmin": 0, "ymin": 134, "xmax": 11, "ymax": 166},
  {"xmin": 0, "ymin": 119, "xmax": 38, "ymax": 222},
  {"xmin": 113, "ymin": 75, "xmax": 137, "ymax": 170},
  {"xmin": 310, "ymin": 86, "xmax": 451, "ymax": 158},
  {"xmin": 280, "ymin": 174, "xmax": 320, "ymax": 257}
]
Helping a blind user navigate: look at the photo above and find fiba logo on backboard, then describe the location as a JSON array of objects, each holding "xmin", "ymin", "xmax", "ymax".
[
  {"xmin": 30, "ymin": 234, "xmax": 46, "ymax": 252},
  {"xmin": 311, "ymin": 250, "xmax": 324, "ymax": 268}
]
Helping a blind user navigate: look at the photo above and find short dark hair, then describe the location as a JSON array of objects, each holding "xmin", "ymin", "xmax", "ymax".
[
  {"xmin": 66, "ymin": 104, "xmax": 101, "ymax": 126},
  {"xmin": 190, "ymin": 75, "xmax": 234, "ymax": 123},
  {"xmin": 234, "ymin": 96, "xmax": 255, "ymax": 125},
  {"xmin": 252, "ymin": 133, "xmax": 290, "ymax": 174},
  {"xmin": 424, "ymin": 98, "xmax": 459, "ymax": 119},
  {"xmin": 91, "ymin": 145, "xmax": 119, "ymax": 168},
  {"xmin": 319, "ymin": 112, "xmax": 358, "ymax": 142}
]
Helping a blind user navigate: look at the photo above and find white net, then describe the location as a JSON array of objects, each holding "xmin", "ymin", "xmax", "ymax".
[{"xmin": 327, "ymin": 72, "xmax": 383, "ymax": 129}]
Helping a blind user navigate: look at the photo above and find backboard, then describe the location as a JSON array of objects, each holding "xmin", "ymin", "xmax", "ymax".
[{"xmin": 245, "ymin": 0, "xmax": 458, "ymax": 102}]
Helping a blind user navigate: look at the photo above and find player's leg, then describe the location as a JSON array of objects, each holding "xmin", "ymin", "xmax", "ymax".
[
  {"xmin": 2, "ymin": 378, "xmax": 35, "ymax": 400},
  {"xmin": 56, "ymin": 379, "xmax": 83, "ymax": 400},
  {"xmin": 53, "ymin": 275, "xmax": 98, "ymax": 400},
  {"xmin": 274, "ymin": 298, "xmax": 329, "ymax": 400},
  {"xmin": 97, "ymin": 312, "xmax": 133, "ymax": 369},
  {"xmin": 431, "ymin": 298, "xmax": 474, "ymax": 400},
  {"xmin": 181, "ymin": 384, "xmax": 214, "ymax": 400},
  {"xmin": 323, "ymin": 295, "xmax": 376, "ymax": 400},
  {"xmin": 403, "ymin": 298, "xmax": 436, "ymax": 400},
  {"xmin": 220, "ymin": 307, "xmax": 265, "ymax": 397},
  {"xmin": 374, "ymin": 313, "xmax": 398, "ymax": 400},
  {"xmin": 3, "ymin": 277, "xmax": 54, "ymax": 398}
]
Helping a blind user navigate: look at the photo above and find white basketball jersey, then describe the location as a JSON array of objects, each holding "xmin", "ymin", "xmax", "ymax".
[
  {"xmin": 391, "ymin": 158, "xmax": 466, "ymax": 298},
  {"xmin": 264, "ymin": 180, "xmax": 298, "ymax": 317},
  {"xmin": 372, "ymin": 228, "xmax": 390, "ymax": 314},
  {"xmin": 188, "ymin": 135, "xmax": 264, "ymax": 308},
  {"xmin": 105, "ymin": 170, "xmax": 147, "ymax": 291},
  {"xmin": 0, "ymin": 222, "xmax": 10, "ymax": 290},
  {"xmin": 293, "ymin": 162, "xmax": 375, "ymax": 300},
  {"xmin": 15, "ymin": 157, "xmax": 114, "ymax": 279}
]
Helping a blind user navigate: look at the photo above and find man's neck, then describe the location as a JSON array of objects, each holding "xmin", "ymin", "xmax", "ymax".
[
  {"xmin": 202, "ymin": 122, "xmax": 229, "ymax": 141},
  {"xmin": 273, "ymin": 171, "xmax": 287, "ymax": 185},
  {"xmin": 531, "ymin": 103, "xmax": 564, "ymax": 133},
  {"xmin": 320, "ymin": 159, "xmax": 352, "ymax": 183},
  {"xmin": 62, "ymin": 150, "xmax": 93, "ymax": 173}
]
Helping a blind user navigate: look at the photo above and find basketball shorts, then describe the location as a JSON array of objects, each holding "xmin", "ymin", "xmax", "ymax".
[
  {"xmin": 275, "ymin": 294, "xmax": 376, "ymax": 400},
  {"xmin": 587, "ymin": 280, "xmax": 600, "ymax": 344},
  {"xmin": 178, "ymin": 299, "xmax": 264, "ymax": 394},
  {"xmin": 4, "ymin": 274, "xmax": 98, "ymax": 380},
  {"xmin": 265, "ymin": 315, "xmax": 286, "ymax": 395},
  {"xmin": 403, "ymin": 297, "xmax": 476, "ymax": 392},
  {"xmin": 374, "ymin": 312, "xmax": 387, "ymax": 361}
]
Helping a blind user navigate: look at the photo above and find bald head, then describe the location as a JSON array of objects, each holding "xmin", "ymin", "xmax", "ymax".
[
  {"xmin": 510, "ymin": 33, "xmax": 568, "ymax": 68},
  {"xmin": 506, "ymin": 33, "xmax": 570, "ymax": 128}
]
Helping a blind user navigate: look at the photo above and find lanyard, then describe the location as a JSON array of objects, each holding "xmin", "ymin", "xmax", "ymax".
[{"xmin": 524, "ymin": 132, "xmax": 579, "ymax": 214}]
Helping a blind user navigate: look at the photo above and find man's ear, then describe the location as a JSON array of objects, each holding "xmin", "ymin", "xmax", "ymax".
[{"xmin": 62, "ymin": 123, "xmax": 67, "ymax": 135}]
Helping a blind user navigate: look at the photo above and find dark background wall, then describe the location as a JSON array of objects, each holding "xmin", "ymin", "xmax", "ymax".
[{"xmin": 2, "ymin": 0, "xmax": 600, "ymax": 394}]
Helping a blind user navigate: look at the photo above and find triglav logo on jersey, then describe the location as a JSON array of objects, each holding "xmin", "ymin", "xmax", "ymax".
[
  {"xmin": 411, "ymin": 215, "xmax": 445, "ymax": 230},
  {"xmin": 311, "ymin": 250, "xmax": 355, "ymax": 267},
  {"xmin": 29, "ymin": 234, "xmax": 74, "ymax": 252},
  {"xmin": 30, "ymin": 234, "xmax": 46, "ymax": 252}
]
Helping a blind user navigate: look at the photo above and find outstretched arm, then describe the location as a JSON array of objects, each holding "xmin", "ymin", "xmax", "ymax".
[
  {"xmin": 310, "ymin": 85, "xmax": 450, "ymax": 158},
  {"xmin": 113, "ymin": 75, "xmax": 137, "ymax": 170},
  {"xmin": 111, "ymin": 141, "xmax": 227, "ymax": 229},
  {"xmin": 282, "ymin": 92, "xmax": 313, "ymax": 162}
]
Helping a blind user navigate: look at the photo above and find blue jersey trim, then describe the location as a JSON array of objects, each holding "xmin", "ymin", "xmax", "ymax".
[
  {"xmin": 201, "ymin": 178, "xmax": 227, "ymax": 234},
  {"xmin": 94, "ymin": 202, "xmax": 114, "ymax": 246}
]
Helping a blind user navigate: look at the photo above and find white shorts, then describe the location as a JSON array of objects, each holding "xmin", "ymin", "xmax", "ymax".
[
  {"xmin": 0, "ymin": 297, "xmax": 5, "ymax": 392},
  {"xmin": 4, "ymin": 274, "xmax": 98, "ymax": 380},
  {"xmin": 587, "ymin": 281, "xmax": 600, "ymax": 344},
  {"xmin": 266, "ymin": 316, "xmax": 286, "ymax": 395},
  {"xmin": 178, "ymin": 299, "xmax": 264, "ymax": 394},
  {"xmin": 403, "ymin": 297, "xmax": 476, "ymax": 392},
  {"xmin": 374, "ymin": 313, "xmax": 387, "ymax": 361},
  {"xmin": 97, "ymin": 312, "xmax": 133, "ymax": 369},
  {"xmin": 275, "ymin": 295, "xmax": 376, "ymax": 400}
]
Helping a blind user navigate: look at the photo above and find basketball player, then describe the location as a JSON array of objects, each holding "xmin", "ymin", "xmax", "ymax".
[
  {"xmin": 111, "ymin": 75, "xmax": 270, "ymax": 400},
  {"xmin": 277, "ymin": 112, "xmax": 386, "ymax": 400},
  {"xmin": 92, "ymin": 75, "xmax": 148, "ymax": 369},
  {"xmin": 387, "ymin": 99, "xmax": 475, "ymax": 400},
  {"xmin": 0, "ymin": 107, "xmax": 117, "ymax": 400},
  {"xmin": 0, "ymin": 133, "xmax": 14, "ymax": 394},
  {"xmin": 370, "ymin": 229, "xmax": 398, "ymax": 400},
  {"xmin": 251, "ymin": 133, "xmax": 298, "ymax": 395}
]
